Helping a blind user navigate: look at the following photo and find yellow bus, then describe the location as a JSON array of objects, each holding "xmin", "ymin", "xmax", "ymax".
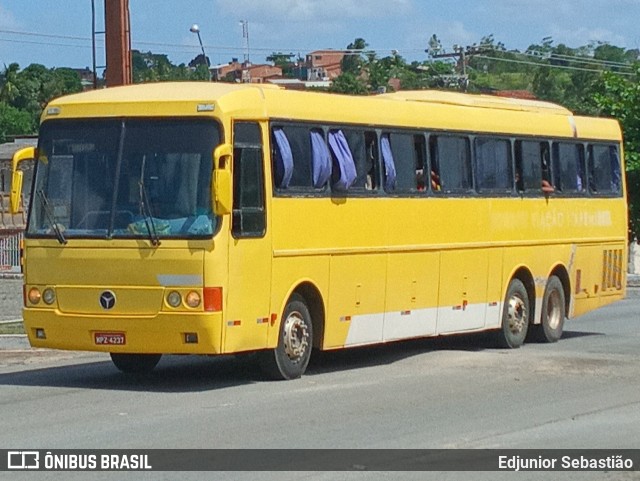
[{"xmin": 10, "ymin": 83, "xmax": 627, "ymax": 379}]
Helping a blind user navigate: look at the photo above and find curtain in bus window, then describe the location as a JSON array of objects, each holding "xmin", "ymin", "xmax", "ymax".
[
  {"xmin": 436, "ymin": 136, "xmax": 472, "ymax": 193},
  {"xmin": 310, "ymin": 130, "xmax": 331, "ymax": 188},
  {"xmin": 273, "ymin": 128, "xmax": 293, "ymax": 189},
  {"xmin": 328, "ymin": 130, "xmax": 357, "ymax": 191},
  {"xmin": 380, "ymin": 134, "xmax": 397, "ymax": 191},
  {"xmin": 343, "ymin": 130, "xmax": 370, "ymax": 190},
  {"xmin": 475, "ymin": 138, "xmax": 512, "ymax": 193},
  {"xmin": 280, "ymin": 126, "xmax": 311, "ymax": 188},
  {"xmin": 168, "ymin": 153, "xmax": 200, "ymax": 216}
]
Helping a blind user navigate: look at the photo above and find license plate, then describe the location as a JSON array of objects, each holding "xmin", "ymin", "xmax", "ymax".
[{"xmin": 94, "ymin": 332, "xmax": 126, "ymax": 345}]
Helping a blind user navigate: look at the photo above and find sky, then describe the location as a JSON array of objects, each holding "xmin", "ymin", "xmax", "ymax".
[{"xmin": 1, "ymin": 0, "xmax": 639, "ymax": 71}]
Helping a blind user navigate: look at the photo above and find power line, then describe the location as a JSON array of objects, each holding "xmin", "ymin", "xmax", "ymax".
[
  {"xmin": 0, "ymin": 37, "xmax": 93, "ymax": 49},
  {"xmin": 522, "ymin": 50, "xmax": 633, "ymax": 69},
  {"xmin": 474, "ymin": 54, "xmax": 636, "ymax": 76},
  {"xmin": 1, "ymin": 27, "xmax": 637, "ymax": 76}
]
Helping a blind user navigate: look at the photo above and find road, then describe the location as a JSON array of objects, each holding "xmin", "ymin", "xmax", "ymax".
[{"xmin": 1, "ymin": 291, "xmax": 639, "ymax": 481}]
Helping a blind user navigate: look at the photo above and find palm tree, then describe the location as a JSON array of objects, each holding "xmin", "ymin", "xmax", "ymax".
[{"xmin": 0, "ymin": 63, "xmax": 21, "ymax": 103}]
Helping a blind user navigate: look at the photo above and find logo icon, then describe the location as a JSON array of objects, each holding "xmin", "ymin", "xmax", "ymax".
[
  {"xmin": 8, "ymin": 451, "xmax": 39, "ymax": 470},
  {"xmin": 99, "ymin": 291, "xmax": 116, "ymax": 310}
]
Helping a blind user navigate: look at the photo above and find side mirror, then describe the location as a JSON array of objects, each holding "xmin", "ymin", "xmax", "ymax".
[
  {"xmin": 212, "ymin": 144, "xmax": 233, "ymax": 216},
  {"xmin": 10, "ymin": 147, "xmax": 36, "ymax": 214}
]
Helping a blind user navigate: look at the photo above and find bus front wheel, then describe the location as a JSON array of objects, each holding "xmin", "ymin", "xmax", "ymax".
[
  {"xmin": 497, "ymin": 279, "xmax": 530, "ymax": 348},
  {"xmin": 259, "ymin": 293, "xmax": 313, "ymax": 380},
  {"xmin": 529, "ymin": 276, "xmax": 565, "ymax": 343},
  {"xmin": 110, "ymin": 353, "xmax": 161, "ymax": 374}
]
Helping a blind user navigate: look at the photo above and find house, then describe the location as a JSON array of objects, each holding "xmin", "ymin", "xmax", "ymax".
[
  {"xmin": 211, "ymin": 59, "xmax": 283, "ymax": 83},
  {"xmin": 305, "ymin": 50, "xmax": 345, "ymax": 81}
]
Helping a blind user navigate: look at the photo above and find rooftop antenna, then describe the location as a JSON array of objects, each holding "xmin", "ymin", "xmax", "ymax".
[{"xmin": 239, "ymin": 20, "xmax": 250, "ymax": 64}]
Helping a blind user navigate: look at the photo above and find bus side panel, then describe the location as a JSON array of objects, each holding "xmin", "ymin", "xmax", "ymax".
[
  {"xmin": 571, "ymin": 244, "xmax": 606, "ymax": 318},
  {"xmin": 325, "ymin": 253, "xmax": 387, "ymax": 348},
  {"xmin": 436, "ymin": 249, "xmax": 489, "ymax": 334},
  {"xmin": 572, "ymin": 243, "xmax": 626, "ymax": 318},
  {"xmin": 382, "ymin": 251, "xmax": 439, "ymax": 342}
]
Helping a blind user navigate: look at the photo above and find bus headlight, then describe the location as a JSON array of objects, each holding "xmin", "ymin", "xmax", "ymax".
[
  {"xmin": 167, "ymin": 291, "xmax": 182, "ymax": 308},
  {"xmin": 42, "ymin": 288, "xmax": 56, "ymax": 305},
  {"xmin": 185, "ymin": 291, "xmax": 201, "ymax": 308},
  {"xmin": 28, "ymin": 288, "xmax": 41, "ymax": 305}
]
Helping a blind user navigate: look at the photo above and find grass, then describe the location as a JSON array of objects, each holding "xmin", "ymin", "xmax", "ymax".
[{"xmin": 0, "ymin": 322, "xmax": 25, "ymax": 335}]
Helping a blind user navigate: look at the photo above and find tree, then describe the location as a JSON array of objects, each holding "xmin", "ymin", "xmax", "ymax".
[
  {"xmin": 188, "ymin": 54, "xmax": 210, "ymax": 70},
  {"xmin": 329, "ymin": 72, "xmax": 368, "ymax": 95},
  {"xmin": 267, "ymin": 52, "xmax": 298, "ymax": 78},
  {"xmin": 594, "ymin": 63, "xmax": 640, "ymax": 239},
  {"xmin": 133, "ymin": 50, "xmax": 211, "ymax": 82},
  {"xmin": 0, "ymin": 101, "xmax": 34, "ymax": 143},
  {"xmin": 341, "ymin": 38, "xmax": 368, "ymax": 75},
  {"xmin": 0, "ymin": 63, "xmax": 21, "ymax": 103},
  {"xmin": 0, "ymin": 63, "xmax": 83, "ymax": 132}
]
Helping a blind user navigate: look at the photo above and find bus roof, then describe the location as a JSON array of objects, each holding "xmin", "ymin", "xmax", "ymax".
[
  {"xmin": 44, "ymin": 82, "xmax": 620, "ymax": 141},
  {"xmin": 378, "ymin": 90, "xmax": 573, "ymax": 115}
]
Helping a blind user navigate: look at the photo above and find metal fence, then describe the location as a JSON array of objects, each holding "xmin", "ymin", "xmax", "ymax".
[{"xmin": 0, "ymin": 230, "xmax": 23, "ymax": 273}]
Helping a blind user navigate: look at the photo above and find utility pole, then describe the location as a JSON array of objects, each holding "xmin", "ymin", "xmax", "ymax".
[
  {"xmin": 427, "ymin": 44, "xmax": 488, "ymax": 91},
  {"xmin": 104, "ymin": 0, "xmax": 132, "ymax": 87}
]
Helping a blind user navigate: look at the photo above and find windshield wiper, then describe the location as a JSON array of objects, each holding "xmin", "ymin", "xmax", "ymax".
[
  {"xmin": 138, "ymin": 155, "xmax": 161, "ymax": 247},
  {"xmin": 36, "ymin": 190, "xmax": 67, "ymax": 245}
]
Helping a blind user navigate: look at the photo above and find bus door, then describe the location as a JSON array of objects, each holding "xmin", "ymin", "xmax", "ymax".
[{"xmin": 224, "ymin": 121, "xmax": 272, "ymax": 353}]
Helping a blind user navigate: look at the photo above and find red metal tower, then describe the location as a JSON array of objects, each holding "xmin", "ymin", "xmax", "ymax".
[{"xmin": 104, "ymin": 0, "xmax": 132, "ymax": 86}]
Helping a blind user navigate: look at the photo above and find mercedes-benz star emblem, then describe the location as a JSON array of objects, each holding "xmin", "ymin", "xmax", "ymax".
[{"xmin": 99, "ymin": 291, "xmax": 116, "ymax": 310}]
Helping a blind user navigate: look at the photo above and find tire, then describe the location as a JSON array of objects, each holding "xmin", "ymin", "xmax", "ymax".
[
  {"xmin": 259, "ymin": 294, "xmax": 313, "ymax": 380},
  {"xmin": 110, "ymin": 353, "xmax": 161, "ymax": 374},
  {"xmin": 530, "ymin": 276, "xmax": 565, "ymax": 343},
  {"xmin": 497, "ymin": 278, "xmax": 530, "ymax": 348}
]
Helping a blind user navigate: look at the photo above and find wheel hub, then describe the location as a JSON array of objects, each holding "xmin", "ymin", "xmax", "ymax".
[
  {"xmin": 507, "ymin": 295, "xmax": 527, "ymax": 335},
  {"xmin": 547, "ymin": 290, "xmax": 562, "ymax": 329},
  {"xmin": 283, "ymin": 311, "xmax": 309, "ymax": 363}
]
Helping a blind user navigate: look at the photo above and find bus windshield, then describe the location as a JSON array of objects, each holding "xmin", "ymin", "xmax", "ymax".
[{"xmin": 28, "ymin": 118, "xmax": 220, "ymax": 241}]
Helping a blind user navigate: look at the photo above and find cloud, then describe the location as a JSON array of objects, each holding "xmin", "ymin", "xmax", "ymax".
[
  {"xmin": 548, "ymin": 25, "xmax": 628, "ymax": 48},
  {"xmin": 214, "ymin": 0, "xmax": 413, "ymax": 22},
  {"xmin": 0, "ymin": 2, "xmax": 20, "ymax": 29}
]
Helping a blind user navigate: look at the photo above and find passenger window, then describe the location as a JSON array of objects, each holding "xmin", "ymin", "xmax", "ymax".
[
  {"xmin": 475, "ymin": 138, "xmax": 512, "ymax": 193},
  {"xmin": 328, "ymin": 129, "xmax": 377, "ymax": 192},
  {"xmin": 271, "ymin": 126, "xmax": 312, "ymax": 189},
  {"xmin": 588, "ymin": 144, "xmax": 622, "ymax": 195},
  {"xmin": 552, "ymin": 142, "xmax": 586, "ymax": 194},
  {"xmin": 328, "ymin": 129, "xmax": 357, "ymax": 191},
  {"xmin": 343, "ymin": 130, "xmax": 378, "ymax": 191},
  {"xmin": 515, "ymin": 140, "xmax": 544, "ymax": 193},
  {"xmin": 430, "ymin": 136, "xmax": 472, "ymax": 194},
  {"xmin": 383, "ymin": 133, "xmax": 425, "ymax": 193},
  {"xmin": 271, "ymin": 125, "xmax": 332, "ymax": 193},
  {"xmin": 233, "ymin": 122, "xmax": 265, "ymax": 237}
]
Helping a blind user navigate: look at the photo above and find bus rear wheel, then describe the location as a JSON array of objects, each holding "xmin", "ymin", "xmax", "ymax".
[
  {"xmin": 110, "ymin": 353, "xmax": 161, "ymax": 374},
  {"xmin": 259, "ymin": 293, "xmax": 313, "ymax": 380},
  {"xmin": 497, "ymin": 279, "xmax": 530, "ymax": 349},
  {"xmin": 530, "ymin": 276, "xmax": 565, "ymax": 343}
]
